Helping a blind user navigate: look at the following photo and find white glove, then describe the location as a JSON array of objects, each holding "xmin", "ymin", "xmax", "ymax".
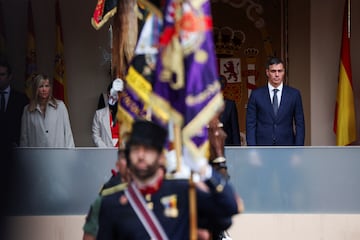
[
  {"xmin": 182, "ymin": 147, "xmax": 209, "ymax": 175},
  {"xmin": 112, "ymin": 78, "xmax": 124, "ymax": 91},
  {"xmin": 108, "ymin": 78, "xmax": 124, "ymax": 106},
  {"xmin": 166, "ymin": 149, "xmax": 191, "ymax": 179}
]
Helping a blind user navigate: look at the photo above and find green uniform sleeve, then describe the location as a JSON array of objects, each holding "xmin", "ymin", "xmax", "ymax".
[{"xmin": 83, "ymin": 196, "xmax": 102, "ymax": 236}]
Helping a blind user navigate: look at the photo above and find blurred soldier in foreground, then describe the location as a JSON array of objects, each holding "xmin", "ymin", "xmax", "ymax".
[
  {"xmin": 95, "ymin": 119, "xmax": 241, "ymax": 239},
  {"xmin": 82, "ymin": 149, "xmax": 128, "ymax": 240}
]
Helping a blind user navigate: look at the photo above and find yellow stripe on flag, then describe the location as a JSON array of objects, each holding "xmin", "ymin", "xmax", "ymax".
[{"xmin": 336, "ymin": 63, "xmax": 356, "ymax": 146}]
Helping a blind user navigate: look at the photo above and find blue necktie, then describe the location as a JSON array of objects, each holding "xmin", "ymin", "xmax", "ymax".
[{"xmin": 272, "ymin": 89, "xmax": 279, "ymax": 115}]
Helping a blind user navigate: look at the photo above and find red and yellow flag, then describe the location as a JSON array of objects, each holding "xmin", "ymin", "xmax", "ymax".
[
  {"xmin": 25, "ymin": 0, "xmax": 37, "ymax": 98},
  {"xmin": 53, "ymin": 0, "xmax": 67, "ymax": 104},
  {"xmin": 333, "ymin": 0, "xmax": 357, "ymax": 146}
]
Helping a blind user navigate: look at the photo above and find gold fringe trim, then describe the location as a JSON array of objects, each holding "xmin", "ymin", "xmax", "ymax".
[
  {"xmin": 101, "ymin": 182, "xmax": 128, "ymax": 196},
  {"xmin": 182, "ymin": 92, "xmax": 224, "ymax": 158},
  {"xmin": 91, "ymin": 7, "xmax": 117, "ymax": 30}
]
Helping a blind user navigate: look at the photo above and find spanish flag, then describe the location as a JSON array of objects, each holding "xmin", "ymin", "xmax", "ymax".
[
  {"xmin": 53, "ymin": 0, "xmax": 68, "ymax": 104},
  {"xmin": 333, "ymin": 0, "xmax": 357, "ymax": 146},
  {"xmin": 25, "ymin": 0, "xmax": 37, "ymax": 98}
]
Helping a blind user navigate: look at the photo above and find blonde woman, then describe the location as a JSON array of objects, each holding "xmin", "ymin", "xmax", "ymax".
[{"xmin": 20, "ymin": 74, "xmax": 74, "ymax": 147}]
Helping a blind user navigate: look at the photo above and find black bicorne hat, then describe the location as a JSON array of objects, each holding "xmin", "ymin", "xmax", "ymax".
[{"xmin": 126, "ymin": 119, "xmax": 167, "ymax": 152}]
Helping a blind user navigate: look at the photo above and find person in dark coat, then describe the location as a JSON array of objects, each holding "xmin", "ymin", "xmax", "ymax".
[
  {"xmin": 246, "ymin": 57, "xmax": 305, "ymax": 146},
  {"xmin": 82, "ymin": 149, "xmax": 127, "ymax": 240},
  {"xmin": 0, "ymin": 59, "xmax": 29, "ymax": 147},
  {"xmin": 0, "ymin": 59, "xmax": 28, "ymax": 239}
]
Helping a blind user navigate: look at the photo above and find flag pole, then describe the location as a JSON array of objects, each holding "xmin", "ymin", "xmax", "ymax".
[
  {"xmin": 173, "ymin": 123, "xmax": 197, "ymax": 239},
  {"xmin": 174, "ymin": 124, "xmax": 182, "ymax": 172},
  {"xmin": 189, "ymin": 171, "xmax": 197, "ymax": 240}
]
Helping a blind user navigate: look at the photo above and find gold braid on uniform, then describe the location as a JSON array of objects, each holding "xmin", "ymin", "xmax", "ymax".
[{"xmin": 101, "ymin": 183, "xmax": 128, "ymax": 196}]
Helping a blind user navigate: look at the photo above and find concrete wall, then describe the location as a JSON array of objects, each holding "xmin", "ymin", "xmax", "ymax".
[
  {"xmin": 3, "ymin": 0, "xmax": 360, "ymax": 146},
  {"xmin": 7, "ymin": 214, "xmax": 360, "ymax": 240}
]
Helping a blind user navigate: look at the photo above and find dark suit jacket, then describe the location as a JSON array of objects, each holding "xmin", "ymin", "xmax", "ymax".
[
  {"xmin": 246, "ymin": 85, "xmax": 305, "ymax": 146},
  {"xmin": 3, "ymin": 89, "xmax": 29, "ymax": 146},
  {"xmin": 221, "ymin": 99, "xmax": 241, "ymax": 145},
  {"xmin": 97, "ymin": 171, "xmax": 239, "ymax": 240}
]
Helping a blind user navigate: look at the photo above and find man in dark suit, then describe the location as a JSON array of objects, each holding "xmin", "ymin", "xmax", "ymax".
[
  {"xmin": 246, "ymin": 57, "xmax": 305, "ymax": 146},
  {"xmin": 1, "ymin": 59, "xmax": 28, "ymax": 238},
  {"xmin": 0, "ymin": 59, "xmax": 29, "ymax": 146},
  {"xmin": 221, "ymin": 99, "xmax": 241, "ymax": 146}
]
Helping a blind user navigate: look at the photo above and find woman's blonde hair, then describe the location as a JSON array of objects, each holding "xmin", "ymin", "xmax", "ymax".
[{"xmin": 27, "ymin": 74, "xmax": 57, "ymax": 112}]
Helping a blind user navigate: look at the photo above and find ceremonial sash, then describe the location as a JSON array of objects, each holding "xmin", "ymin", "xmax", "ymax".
[{"xmin": 125, "ymin": 182, "xmax": 169, "ymax": 240}]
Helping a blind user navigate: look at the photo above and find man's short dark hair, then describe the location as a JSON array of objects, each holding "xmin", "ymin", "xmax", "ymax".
[{"xmin": 266, "ymin": 57, "xmax": 284, "ymax": 69}]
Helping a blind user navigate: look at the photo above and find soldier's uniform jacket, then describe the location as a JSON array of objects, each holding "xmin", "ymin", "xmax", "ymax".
[
  {"xmin": 97, "ymin": 170, "xmax": 239, "ymax": 240},
  {"xmin": 83, "ymin": 173, "xmax": 123, "ymax": 236}
]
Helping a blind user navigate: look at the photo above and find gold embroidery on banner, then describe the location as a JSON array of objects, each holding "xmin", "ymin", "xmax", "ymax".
[
  {"xmin": 194, "ymin": 49, "xmax": 208, "ymax": 64},
  {"xmin": 185, "ymin": 81, "xmax": 221, "ymax": 106},
  {"xmin": 122, "ymin": 91, "xmax": 142, "ymax": 116},
  {"xmin": 160, "ymin": 38, "xmax": 185, "ymax": 90},
  {"xmin": 182, "ymin": 93, "xmax": 224, "ymax": 158},
  {"xmin": 126, "ymin": 66, "xmax": 152, "ymax": 104}
]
